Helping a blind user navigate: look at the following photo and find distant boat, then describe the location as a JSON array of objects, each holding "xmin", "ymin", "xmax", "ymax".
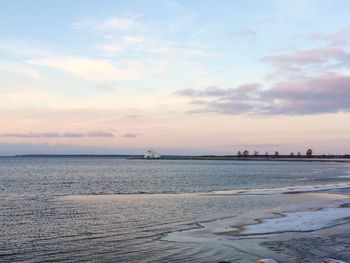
[{"xmin": 144, "ymin": 149, "xmax": 161, "ymax": 159}]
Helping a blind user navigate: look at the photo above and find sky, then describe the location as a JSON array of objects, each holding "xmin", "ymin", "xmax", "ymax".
[{"xmin": 1, "ymin": 0, "xmax": 350, "ymax": 155}]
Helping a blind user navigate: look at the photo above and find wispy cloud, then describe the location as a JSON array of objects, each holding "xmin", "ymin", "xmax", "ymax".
[
  {"xmin": 272, "ymin": 0, "xmax": 327, "ymax": 19},
  {"xmin": 175, "ymin": 84, "xmax": 260, "ymax": 98},
  {"xmin": 0, "ymin": 131, "xmax": 115, "ymax": 138},
  {"xmin": 87, "ymin": 130, "xmax": 114, "ymax": 137},
  {"xmin": 262, "ymin": 28, "xmax": 350, "ymax": 80},
  {"xmin": 27, "ymin": 56, "xmax": 143, "ymax": 80},
  {"xmin": 0, "ymin": 62, "xmax": 41, "ymax": 79},
  {"xmin": 96, "ymin": 34, "xmax": 211, "ymax": 59},
  {"xmin": 310, "ymin": 27, "xmax": 350, "ymax": 44},
  {"xmin": 121, "ymin": 132, "xmax": 141, "ymax": 138},
  {"xmin": 0, "ymin": 142, "xmax": 145, "ymax": 155},
  {"xmin": 96, "ymin": 35, "xmax": 145, "ymax": 54},
  {"xmin": 232, "ymin": 28, "xmax": 257, "ymax": 41},
  {"xmin": 262, "ymin": 46, "xmax": 350, "ymax": 67},
  {"xmin": 0, "ymin": 40, "xmax": 52, "ymax": 57},
  {"xmin": 73, "ymin": 17, "xmax": 140, "ymax": 31},
  {"xmin": 1, "ymin": 132, "xmax": 47, "ymax": 138},
  {"xmin": 61, "ymin": 132, "xmax": 85, "ymax": 138}
]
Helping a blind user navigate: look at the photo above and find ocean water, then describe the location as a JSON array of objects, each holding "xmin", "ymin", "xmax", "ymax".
[{"xmin": 0, "ymin": 157, "xmax": 349, "ymax": 262}]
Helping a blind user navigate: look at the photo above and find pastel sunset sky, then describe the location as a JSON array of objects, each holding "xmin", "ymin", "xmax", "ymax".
[{"xmin": 1, "ymin": 0, "xmax": 350, "ymax": 155}]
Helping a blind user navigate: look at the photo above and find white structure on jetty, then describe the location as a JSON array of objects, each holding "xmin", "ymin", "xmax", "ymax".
[{"xmin": 144, "ymin": 149, "xmax": 161, "ymax": 159}]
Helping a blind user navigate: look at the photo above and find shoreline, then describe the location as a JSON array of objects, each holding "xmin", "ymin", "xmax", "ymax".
[
  {"xmin": 60, "ymin": 182, "xmax": 350, "ymax": 200},
  {"xmin": 162, "ymin": 187, "xmax": 350, "ymax": 262},
  {"xmin": 192, "ymin": 157, "xmax": 350, "ymax": 163}
]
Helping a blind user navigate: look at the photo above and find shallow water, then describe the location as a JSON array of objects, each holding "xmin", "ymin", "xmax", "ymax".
[{"xmin": 0, "ymin": 157, "xmax": 349, "ymax": 262}]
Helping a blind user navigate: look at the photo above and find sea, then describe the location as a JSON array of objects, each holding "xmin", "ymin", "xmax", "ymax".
[{"xmin": 0, "ymin": 157, "xmax": 350, "ymax": 262}]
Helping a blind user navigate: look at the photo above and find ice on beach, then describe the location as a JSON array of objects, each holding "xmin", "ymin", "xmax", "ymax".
[{"xmin": 241, "ymin": 207, "xmax": 350, "ymax": 235}]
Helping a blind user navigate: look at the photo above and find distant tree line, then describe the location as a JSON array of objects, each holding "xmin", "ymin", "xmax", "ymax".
[{"xmin": 236, "ymin": 149, "xmax": 314, "ymax": 158}]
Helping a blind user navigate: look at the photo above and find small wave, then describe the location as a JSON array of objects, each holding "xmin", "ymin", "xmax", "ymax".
[{"xmin": 60, "ymin": 192, "xmax": 199, "ymax": 201}]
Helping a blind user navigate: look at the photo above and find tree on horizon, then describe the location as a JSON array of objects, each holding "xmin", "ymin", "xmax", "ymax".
[{"xmin": 306, "ymin": 149, "xmax": 313, "ymax": 158}]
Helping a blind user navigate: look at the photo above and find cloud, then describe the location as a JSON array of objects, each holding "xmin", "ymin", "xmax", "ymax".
[
  {"xmin": 232, "ymin": 28, "xmax": 257, "ymax": 41},
  {"xmin": 0, "ymin": 62, "xmax": 41, "ymax": 79},
  {"xmin": 262, "ymin": 46, "xmax": 350, "ymax": 66},
  {"xmin": 262, "ymin": 28, "xmax": 350, "ymax": 79},
  {"xmin": 0, "ymin": 131, "xmax": 115, "ymax": 138},
  {"xmin": 0, "ymin": 142, "xmax": 144, "ymax": 155},
  {"xmin": 27, "ymin": 56, "xmax": 143, "ymax": 80},
  {"xmin": 97, "ymin": 43, "xmax": 124, "ymax": 53},
  {"xmin": 272, "ymin": 0, "xmax": 326, "ymax": 19},
  {"xmin": 123, "ymin": 114, "xmax": 143, "ymax": 119},
  {"xmin": 175, "ymin": 84, "xmax": 260, "ymax": 98},
  {"xmin": 73, "ymin": 17, "xmax": 139, "ymax": 31},
  {"xmin": 38, "ymin": 132, "xmax": 61, "ymax": 138},
  {"xmin": 0, "ymin": 40, "xmax": 52, "ymax": 57},
  {"xmin": 97, "ymin": 35, "xmax": 211, "ymax": 59},
  {"xmin": 1, "ymin": 132, "xmax": 43, "ymax": 138},
  {"xmin": 0, "ymin": 142, "xmax": 220, "ymax": 156},
  {"xmin": 175, "ymin": 73, "xmax": 350, "ymax": 115},
  {"xmin": 310, "ymin": 28, "xmax": 350, "ymax": 44},
  {"xmin": 94, "ymin": 83, "xmax": 115, "ymax": 91},
  {"xmin": 78, "ymin": 16, "xmax": 211, "ymax": 61},
  {"xmin": 148, "ymin": 45, "xmax": 212, "ymax": 58},
  {"xmin": 95, "ymin": 18, "xmax": 138, "ymax": 31},
  {"xmin": 87, "ymin": 130, "xmax": 114, "ymax": 137},
  {"xmin": 61, "ymin": 132, "xmax": 85, "ymax": 138},
  {"xmin": 175, "ymin": 85, "xmax": 227, "ymax": 97},
  {"xmin": 96, "ymin": 35, "xmax": 145, "ymax": 54},
  {"xmin": 122, "ymin": 132, "xmax": 140, "ymax": 138}
]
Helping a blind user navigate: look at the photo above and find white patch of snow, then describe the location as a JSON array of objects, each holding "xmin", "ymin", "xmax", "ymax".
[{"xmin": 241, "ymin": 208, "xmax": 350, "ymax": 235}]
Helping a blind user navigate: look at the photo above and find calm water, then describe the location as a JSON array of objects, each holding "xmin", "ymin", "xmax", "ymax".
[{"xmin": 0, "ymin": 157, "xmax": 349, "ymax": 262}]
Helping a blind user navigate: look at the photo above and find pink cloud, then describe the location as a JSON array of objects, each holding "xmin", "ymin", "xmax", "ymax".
[
  {"xmin": 178, "ymin": 27, "xmax": 350, "ymax": 116},
  {"xmin": 176, "ymin": 74, "xmax": 350, "ymax": 115},
  {"xmin": 121, "ymin": 132, "xmax": 141, "ymax": 138},
  {"xmin": 262, "ymin": 47, "xmax": 349, "ymax": 65},
  {"xmin": 310, "ymin": 28, "xmax": 350, "ymax": 44}
]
